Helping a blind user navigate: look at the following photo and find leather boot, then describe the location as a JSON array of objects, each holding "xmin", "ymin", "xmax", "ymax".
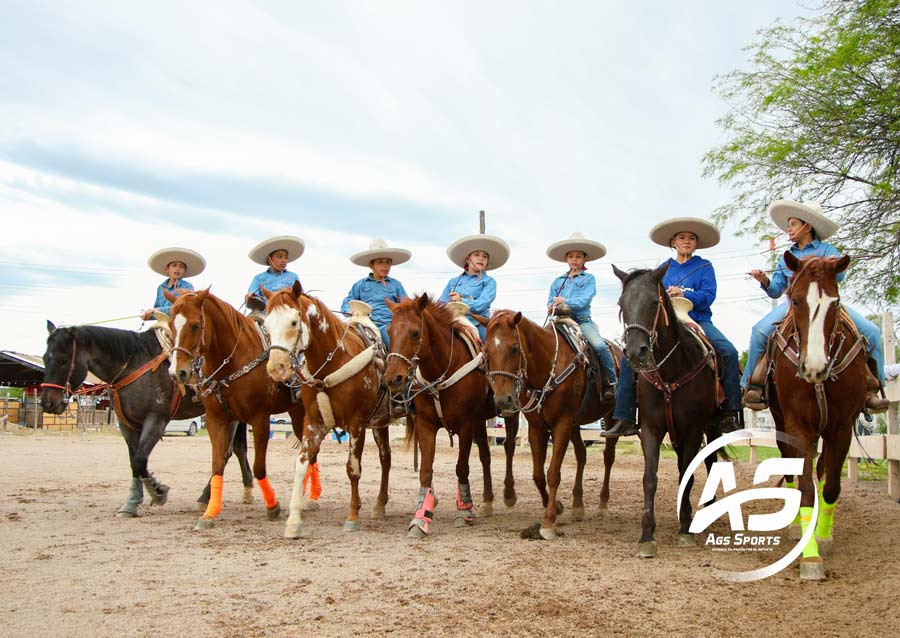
[
  {"xmin": 601, "ymin": 418, "xmax": 639, "ymax": 437},
  {"xmin": 742, "ymin": 385, "xmax": 767, "ymax": 411},
  {"xmin": 866, "ymin": 392, "xmax": 890, "ymax": 413}
]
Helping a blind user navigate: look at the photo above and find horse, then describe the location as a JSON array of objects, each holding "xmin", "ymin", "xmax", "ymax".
[
  {"xmin": 384, "ymin": 294, "xmax": 501, "ymax": 539},
  {"xmin": 766, "ymin": 253, "xmax": 866, "ymax": 581},
  {"xmin": 165, "ymin": 288, "xmax": 307, "ymax": 530},
  {"xmin": 475, "ymin": 309, "xmax": 620, "ymax": 539},
  {"xmin": 262, "ymin": 281, "xmax": 393, "ymax": 538},
  {"xmin": 613, "ymin": 262, "xmax": 726, "ymax": 558},
  {"xmin": 39, "ymin": 321, "xmax": 254, "ymax": 517}
]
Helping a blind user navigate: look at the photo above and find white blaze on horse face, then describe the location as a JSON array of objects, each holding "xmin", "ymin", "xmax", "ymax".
[
  {"xmin": 265, "ymin": 305, "xmax": 307, "ymax": 380},
  {"xmin": 804, "ymin": 281, "xmax": 838, "ymax": 376},
  {"xmin": 172, "ymin": 313, "xmax": 189, "ymax": 370},
  {"xmin": 494, "ymin": 337, "xmax": 502, "ymax": 349}
]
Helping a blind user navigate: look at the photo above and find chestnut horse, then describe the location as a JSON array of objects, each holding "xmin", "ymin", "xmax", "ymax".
[
  {"xmin": 39, "ymin": 321, "xmax": 254, "ymax": 517},
  {"xmin": 476, "ymin": 310, "xmax": 620, "ymax": 539},
  {"xmin": 262, "ymin": 282, "xmax": 393, "ymax": 538},
  {"xmin": 767, "ymin": 253, "xmax": 866, "ymax": 581},
  {"xmin": 614, "ymin": 263, "xmax": 725, "ymax": 558},
  {"xmin": 385, "ymin": 294, "xmax": 499, "ymax": 539},
  {"xmin": 166, "ymin": 288, "xmax": 306, "ymax": 531}
]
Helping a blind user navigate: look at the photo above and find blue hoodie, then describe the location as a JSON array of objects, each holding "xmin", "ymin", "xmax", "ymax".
[{"xmin": 661, "ymin": 256, "xmax": 716, "ymax": 322}]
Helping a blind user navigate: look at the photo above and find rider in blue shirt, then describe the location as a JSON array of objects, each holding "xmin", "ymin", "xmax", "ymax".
[
  {"xmin": 440, "ymin": 234, "xmax": 510, "ymax": 341},
  {"xmin": 545, "ymin": 232, "xmax": 617, "ymax": 401},
  {"xmin": 245, "ymin": 235, "xmax": 304, "ymax": 319},
  {"xmin": 603, "ymin": 218, "xmax": 742, "ymax": 437},
  {"xmin": 742, "ymin": 201, "xmax": 888, "ymax": 413},
  {"xmin": 341, "ymin": 238, "xmax": 411, "ymax": 347},
  {"xmin": 142, "ymin": 247, "xmax": 205, "ymax": 320}
]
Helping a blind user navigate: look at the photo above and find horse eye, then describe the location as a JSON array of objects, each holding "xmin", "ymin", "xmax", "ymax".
[
  {"xmin": 291, "ymin": 320, "xmax": 298, "ymax": 327},
  {"xmin": 510, "ymin": 345, "xmax": 519, "ymax": 355},
  {"xmin": 791, "ymin": 299, "xmax": 800, "ymax": 307},
  {"xmin": 411, "ymin": 330, "xmax": 421, "ymax": 340}
]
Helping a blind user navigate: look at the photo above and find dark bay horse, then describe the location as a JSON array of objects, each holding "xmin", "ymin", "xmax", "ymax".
[
  {"xmin": 614, "ymin": 263, "xmax": 724, "ymax": 558},
  {"xmin": 262, "ymin": 282, "xmax": 393, "ymax": 538},
  {"xmin": 166, "ymin": 288, "xmax": 306, "ymax": 530},
  {"xmin": 768, "ymin": 253, "xmax": 866, "ymax": 581},
  {"xmin": 385, "ymin": 294, "xmax": 499, "ymax": 539},
  {"xmin": 476, "ymin": 310, "xmax": 620, "ymax": 539},
  {"xmin": 39, "ymin": 322, "xmax": 253, "ymax": 517}
]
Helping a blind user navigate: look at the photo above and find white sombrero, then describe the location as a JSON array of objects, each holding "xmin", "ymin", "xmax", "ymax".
[
  {"xmin": 446, "ymin": 234, "xmax": 510, "ymax": 270},
  {"xmin": 350, "ymin": 238, "xmax": 411, "ymax": 267},
  {"xmin": 147, "ymin": 247, "xmax": 206, "ymax": 277},
  {"xmin": 546, "ymin": 232, "xmax": 607, "ymax": 262},
  {"xmin": 248, "ymin": 235, "xmax": 305, "ymax": 266},
  {"xmin": 768, "ymin": 200, "xmax": 837, "ymax": 240},
  {"xmin": 649, "ymin": 217, "xmax": 720, "ymax": 249}
]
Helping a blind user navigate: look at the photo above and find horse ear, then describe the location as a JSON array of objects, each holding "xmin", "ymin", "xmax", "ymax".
[
  {"xmin": 291, "ymin": 280, "xmax": 303, "ymax": 298},
  {"xmin": 784, "ymin": 251, "xmax": 800, "ymax": 272},
  {"xmin": 385, "ymin": 298, "xmax": 398, "ymax": 312},
  {"xmin": 260, "ymin": 285, "xmax": 274, "ymax": 300},
  {"xmin": 47, "ymin": 320, "xmax": 57, "ymax": 333},
  {"xmin": 513, "ymin": 311, "xmax": 523, "ymax": 326},
  {"xmin": 471, "ymin": 313, "xmax": 490, "ymax": 327},
  {"xmin": 833, "ymin": 254, "xmax": 851, "ymax": 274},
  {"xmin": 196, "ymin": 287, "xmax": 211, "ymax": 302},
  {"xmin": 612, "ymin": 264, "xmax": 629, "ymax": 284},
  {"xmin": 162, "ymin": 287, "xmax": 178, "ymax": 303},
  {"xmin": 416, "ymin": 294, "xmax": 429, "ymax": 315},
  {"xmin": 652, "ymin": 261, "xmax": 670, "ymax": 280}
]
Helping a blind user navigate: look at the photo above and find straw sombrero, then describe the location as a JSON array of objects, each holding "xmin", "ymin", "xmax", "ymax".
[
  {"xmin": 350, "ymin": 238, "xmax": 411, "ymax": 267},
  {"xmin": 248, "ymin": 235, "xmax": 305, "ymax": 266},
  {"xmin": 446, "ymin": 234, "xmax": 510, "ymax": 270},
  {"xmin": 546, "ymin": 232, "xmax": 607, "ymax": 262},
  {"xmin": 768, "ymin": 200, "xmax": 837, "ymax": 240},
  {"xmin": 649, "ymin": 217, "xmax": 720, "ymax": 249},
  {"xmin": 147, "ymin": 247, "xmax": 206, "ymax": 277}
]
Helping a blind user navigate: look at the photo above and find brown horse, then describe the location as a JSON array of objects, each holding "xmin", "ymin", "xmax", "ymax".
[
  {"xmin": 262, "ymin": 282, "xmax": 393, "ymax": 538},
  {"xmin": 476, "ymin": 310, "xmax": 620, "ymax": 539},
  {"xmin": 385, "ymin": 294, "xmax": 498, "ymax": 539},
  {"xmin": 165, "ymin": 288, "xmax": 307, "ymax": 530},
  {"xmin": 767, "ymin": 253, "xmax": 866, "ymax": 581}
]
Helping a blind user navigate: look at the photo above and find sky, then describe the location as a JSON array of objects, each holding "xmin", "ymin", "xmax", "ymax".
[{"xmin": 0, "ymin": 0, "xmax": 823, "ymax": 359}]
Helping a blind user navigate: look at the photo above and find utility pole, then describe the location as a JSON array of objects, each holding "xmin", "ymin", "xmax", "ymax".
[
  {"xmin": 479, "ymin": 210, "xmax": 485, "ymax": 234},
  {"xmin": 769, "ymin": 237, "xmax": 778, "ymax": 309}
]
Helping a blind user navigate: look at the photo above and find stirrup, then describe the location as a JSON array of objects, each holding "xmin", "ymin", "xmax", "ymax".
[
  {"xmin": 865, "ymin": 392, "xmax": 890, "ymax": 414},
  {"xmin": 742, "ymin": 386, "xmax": 767, "ymax": 411}
]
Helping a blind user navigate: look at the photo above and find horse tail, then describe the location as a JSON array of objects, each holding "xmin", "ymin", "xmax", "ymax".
[{"xmin": 403, "ymin": 414, "xmax": 416, "ymax": 451}]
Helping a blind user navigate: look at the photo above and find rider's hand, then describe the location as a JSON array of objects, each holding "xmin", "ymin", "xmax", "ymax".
[
  {"xmin": 141, "ymin": 309, "xmax": 154, "ymax": 321},
  {"xmin": 449, "ymin": 292, "xmax": 462, "ymax": 302},
  {"xmin": 749, "ymin": 269, "xmax": 770, "ymax": 287},
  {"xmin": 666, "ymin": 286, "xmax": 683, "ymax": 298},
  {"xmin": 552, "ymin": 296, "xmax": 565, "ymax": 305}
]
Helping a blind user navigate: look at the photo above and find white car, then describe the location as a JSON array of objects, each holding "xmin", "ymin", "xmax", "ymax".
[{"xmin": 164, "ymin": 415, "xmax": 205, "ymax": 436}]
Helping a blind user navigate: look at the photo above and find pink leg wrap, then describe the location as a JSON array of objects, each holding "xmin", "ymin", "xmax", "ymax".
[{"xmin": 410, "ymin": 487, "xmax": 436, "ymax": 534}]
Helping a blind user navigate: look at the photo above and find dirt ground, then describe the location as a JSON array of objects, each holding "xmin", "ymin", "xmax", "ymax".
[{"xmin": 2, "ymin": 430, "xmax": 899, "ymax": 638}]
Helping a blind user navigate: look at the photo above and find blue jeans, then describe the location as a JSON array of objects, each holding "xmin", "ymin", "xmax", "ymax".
[
  {"xmin": 463, "ymin": 317, "xmax": 486, "ymax": 342},
  {"xmin": 378, "ymin": 324, "xmax": 391, "ymax": 348},
  {"xmin": 579, "ymin": 321, "xmax": 617, "ymax": 385},
  {"xmin": 612, "ymin": 320, "xmax": 742, "ymax": 421},
  {"xmin": 740, "ymin": 302, "xmax": 885, "ymax": 387}
]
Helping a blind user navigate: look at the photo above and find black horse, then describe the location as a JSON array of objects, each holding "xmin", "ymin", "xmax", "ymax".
[
  {"xmin": 614, "ymin": 264, "xmax": 728, "ymax": 558},
  {"xmin": 39, "ymin": 321, "xmax": 253, "ymax": 517}
]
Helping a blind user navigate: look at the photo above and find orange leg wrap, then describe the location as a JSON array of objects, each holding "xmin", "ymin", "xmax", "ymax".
[
  {"xmin": 202, "ymin": 475, "xmax": 223, "ymax": 519},
  {"xmin": 257, "ymin": 476, "xmax": 277, "ymax": 509},
  {"xmin": 303, "ymin": 462, "xmax": 322, "ymax": 501}
]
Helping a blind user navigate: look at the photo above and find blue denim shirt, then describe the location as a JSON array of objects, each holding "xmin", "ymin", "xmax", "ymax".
[
  {"xmin": 247, "ymin": 269, "xmax": 300, "ymax": 299},
  {"xmin": 153, "ymin": 278, "xmax": 195, "ymax": 313},
  {"xmin": 661, "ymin": 256, "xmax": 716, "ymax": 322},
  {"xmin": 439, "ymin": 271, "xmax": 496, "ymax": 317},
  {"xmin": 341, "ymin": 275, "xmax": 409, "ymax": 328},
  {"xmin": 548, "ymin": 271, "xmax": 595, "ymax": 323},
  {"xmin": 764, "ymin": 239, "xmax": 844, "ymax": 298}
]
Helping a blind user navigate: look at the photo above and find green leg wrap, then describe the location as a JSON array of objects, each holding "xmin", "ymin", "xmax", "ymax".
[
  {"xmin": 799, "ymin": 506, "xmax": 820, "ymax": 559},
  {"xmin": 785, "ymin": 481, "xmax": 799, "ymax": 525}
]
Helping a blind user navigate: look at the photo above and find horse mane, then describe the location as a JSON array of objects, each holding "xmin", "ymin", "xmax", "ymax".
[
  {"xmin": 622, "ymin": 268, "xmax": 652, "ymax": 287},
  {"xmin": 392, "ymin": 295, "xmax": 457, "ymax": 328},
  {"xmin": 74, "ymin": 325, "xmax": 160, "ymax": 360},
  {"xmin": 306, "ymin": 293, "xmax": 346, "ymax": 342}
]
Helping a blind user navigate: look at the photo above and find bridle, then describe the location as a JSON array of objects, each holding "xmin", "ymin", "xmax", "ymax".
[
  {"xmin": 40, "ymin": 330, "xmax": 80, "ymax": 401},
  {"xmin": 170, "ymin": 296, "xmax": 246, "ymax": 393},
  {"xmin": 621, "ymin": 283, "xmax": 681, "ymax": 371}
]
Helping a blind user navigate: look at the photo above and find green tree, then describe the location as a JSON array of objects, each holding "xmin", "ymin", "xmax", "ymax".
[{"xmin": 704, "ymin": 0, "xmax": 900, "ymax": 306}]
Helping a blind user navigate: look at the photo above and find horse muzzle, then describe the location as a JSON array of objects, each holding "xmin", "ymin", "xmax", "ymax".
[
  {"xmin": 40, "ymin": 393, "xmax": 66, "ymax": 415},
  {"xmin": 493, "ymin": 392, "xmax": 520, "ymax": 416}
]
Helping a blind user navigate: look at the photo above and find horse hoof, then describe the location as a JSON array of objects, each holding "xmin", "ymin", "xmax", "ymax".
[
  {"xmin": 454, "ymin": 515, "xmax": 475, "ymax": 528},
  {"xmin": 800, "ymin": 558, "xmax": 826, "ymax": 581},
  {"xmin": 676, "ymin": 533, "xmax": 696, "ymax": 547},
  {"xmin": 636, "ymin": 541, "xmax": 657, "ymax": 558},
  {"xmin": 478, "ymin": 502, "xmax": 493, "ymax": 518},
  {"xmin": 193, "ymin": 517, "xmax": 215, "ymax": 531},
  {"xmin": 407, "ymin": 525, "xmax": 428, "ymax": 540},
  {"xmin": 554, "ymin": 501, "xmax": 564, "ymax": 515},
  {"xmin": 242, "ymin": 487, "xmax": 254, "ymax": 504},
  {"xmin": 150, "ymin": 485, "xmax": 169, "ymax": 506},
  {"xmin": 504, "ymin": 495, "xmax": 518, "ymax": 508},
  {"xmin": 116, "ymin": 510, "xmax": 138, "ymax": 518},
  {"xmin": 570, "ymin": 506, "xmax": 585, "ymax": 522},
  {"xmin": 266, "ymin": 503, "xmax": 282, "ymax": 520},
  {"xmin": 303, "ymin": 500, "xmax": 320, "ymax": 512},
  {"xmin": 816, "ymin": 536, "xmax": 833, "ymax": 558},
  {"xmin": 343, "ymin": 520, "xmax": 361, "ymax": 532},
  {"xmin": 597, "ymin": 499, "xmax": 608, "ymax": 511},
  {"xmin": 787, "ymin": 524, "xmax": 801, "ymax": 540},
  {"xmin": 539, "ymin": 527, "xmax": 558, "ymax": 540},
  {"xmin": 371, "ymin": 505, "xmax": 386, "ymax": 520},
  {"xmin": 283, "ymin": 521, "xmax": 302, "ymax": 539}
]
